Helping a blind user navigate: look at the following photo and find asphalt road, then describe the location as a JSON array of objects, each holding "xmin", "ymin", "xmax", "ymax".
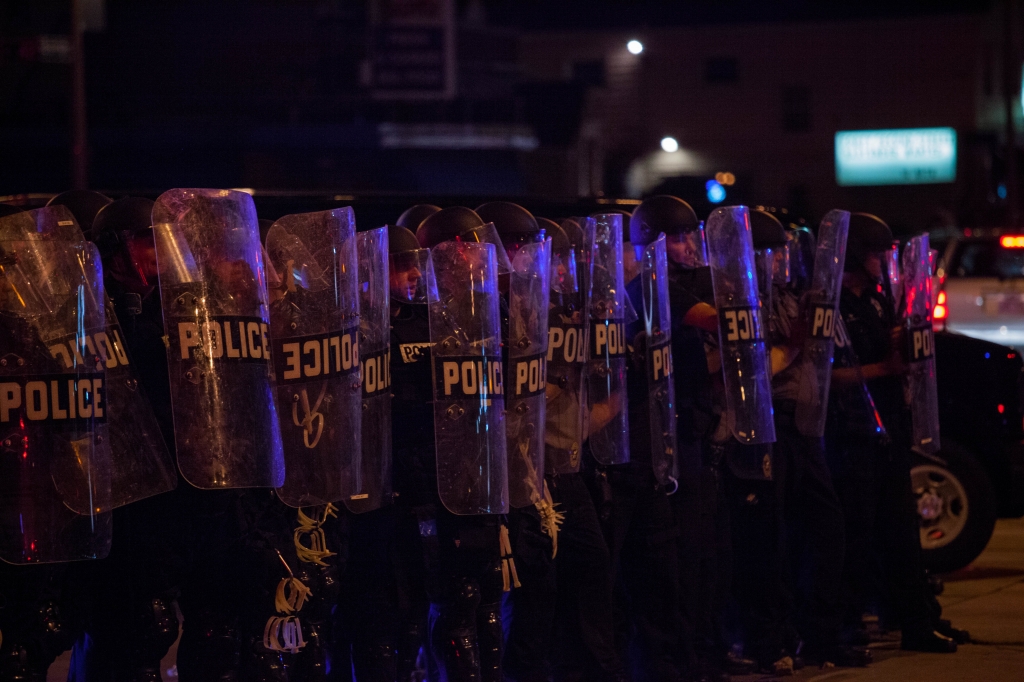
[
  {"xmin": 731, "ymin": 518, "xmax": 1024, "ymax": 682},
  {"xmin": 49, "ymin": 519, "xmax": 1024, "ymax": 680}
]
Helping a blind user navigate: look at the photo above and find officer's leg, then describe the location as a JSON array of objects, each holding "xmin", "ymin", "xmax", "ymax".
[
  {"xmin": 0, "ymin": 565, "xmax": 76, "ymax": 682},
  {"xmin": 502, "ymin": 505, "xmax": 556, "ymax": 682},
  {"xmin": 594, "ymin": 462, "xmax": 644, "ymax": 661},
  {"xmin": 477, "ymin": 554, "xmax": 506, "ymax": 682},
  {"xmin": 783, "ymin": 431, "xmax": 861, "ymax": 664},
  {"xmin": 877, "ymin": 443, "xmax": 953, "ymax": 651},
  {"xmin": 428, "ymin": 511, "xmax": 502, "ymax": 682},
  {"xmin": 619, "ymin": 475, "xmax": 684, "ymax": 682},
  {"xmin": 345, "ymin": 506, "xmax": 398, "ymax": 682},
  {"xmin": 725, "ymin": 449, "xmax": 795, "ymax": 668},
  {"xmin": 672, "ymin": 445, "xmax": 702, "ymax": 672},
  {"xmin": 70, "ymin": 495, "xmax": 183, "ymax": 682},
  {"xmin": 825, "ymin": 432, "xmax": 880, "ymax": 641},
  {"xmin": 552, "ymin": 473, "xmax": 626, "ymax": 682},
  {"xmin": 171, "ymin": 488, "xmax": 245, "ymax": 682}
]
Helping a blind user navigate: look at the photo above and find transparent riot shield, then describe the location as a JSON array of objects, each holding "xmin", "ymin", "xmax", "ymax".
[
  {"xmin": 545, "ymin": 234, "xmax": 590, "ymax": 475},
  {"xmin": 0, "ymin": 207, "xmax": 178, "ymax": 508},
  {"xmin": 507, "ymin": 239, "xmax": 551, "ymax": 508},
  {"xmin": 428, "ymin": 240, "xmax": 508, "ymax": 515},
  {"xmin": 786, "ymin": 226, "xmax": 816, "ymax": 294},
  {"xmin": 461, "ymin": 222, "xmax": 514, "ymax": 275},
  {"xmin": 706, "ymin": 206, "xmax": 776, "ymax": 444},
  {"xmin": 585, "ymin": 214, "xmax": 631, "ymax": 465},
  {"xmin": 886, "ymin": 241, "xmax": 902, "ymax": 305},
  {"xmin": 153, "ymin": 188, "xmax": 285, "ymax": 489},
  {"xmin": 641, "ymin": 235, "xmax": 678, "ymax": 486},
  {"xmin": 0, "ymin": 239, "xmax": 112, "ymax": 563},
  {"xmin": 265, "ymin": 208, "xmax": 361, "ymax": 507},
  {"xmin": 902, "ymin": 234, "xmax": 940, "ymax": 454},
  {"xmin": 755, "ymin": 247, "xmax": 775, "ymax": 341},
  {"xmin": 0, "ymin": 205, "xmax": 83, "ymax": 242},
  {"xmin": 348, "ymin": 226, "xmax": 393, "ymax": 514},
  {"xmin": 795, "ymin": 209, "xmax": 850, "ymax": 438}
]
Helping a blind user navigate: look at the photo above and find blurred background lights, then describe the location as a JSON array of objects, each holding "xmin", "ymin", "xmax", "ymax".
[
  {"xmin": 706, "ymin": 179, "xmax": 726, "ymax": 203},
  {"xmin": 714, "ymin": 171, "xmax": 736, "ymax": 186},
  {"xmin": 660, "ymin": 136, "xmax": 679, "ymax": 153},
  {"xmin": 627, "ymin": 39, "xmax": 644, "ymax": 54}
]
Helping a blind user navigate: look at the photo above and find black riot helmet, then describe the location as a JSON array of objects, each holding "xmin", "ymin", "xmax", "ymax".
[
  {"xmin": 538, "ymin": 218, "xmax": 568, "ymax": 252},
  {"xmin": 92, "ymin": 197, "xmax": 158, "ymax": 290},
  {"xmin": 416, "ymin": 206, "xmax": 485, "ymax": 249},
  {"xmin": 476, "ymin": 201, "xmax": 543, "ymax": 259},
  {"xmin": 749, "ymin": 209, "xmax": 788, "ymax": 250},
  {"xmin": 389, "ymin": 223, "xmax": 421, "ymax": 255},
  {"xmin": 416, "ymin": 206, "xmax": 513, "ymax": 273},
  {"xmin": 845, "ymin": 213, "xmax": 893, "ymax": 273},
  {"xmin": 47, "ymin": 190, "xmax": 113, "ymax": 239},
  {"xmin": 540, "ymin": 218, "xmax": 580, "ymax": 297},
  {"xmin": 397, "ymin": 204, "xmax": 442, "ymax": 232},
  {"xmin": 629, "ymin": 195, "xmax": 700, "ymax": 247},
  {"xmin": 630, "ymin": 195, "xmax": 704, "ymax": 268},
  {"xmin": 561, "ymin": 218, "xmax": 585, "ymax": 251},
  {"xmin": 751, "ymin": 208, "xmax": 790, "ymax": 287},
  {"xmin": 388, "ymin": 224, "xmax": 430, "ymax": 304}
]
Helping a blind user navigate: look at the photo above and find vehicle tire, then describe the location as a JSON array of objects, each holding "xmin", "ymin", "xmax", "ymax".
[{"xmin": 912, "ymin": 443, "xmax": 998, "ymax": 574}]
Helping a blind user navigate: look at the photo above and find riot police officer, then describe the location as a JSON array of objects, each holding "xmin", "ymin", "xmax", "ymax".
[
  {"xmin": 629, "ymin": 195, "xmax": 756, "ymax": 681},
  {"xmin": 476, "ymin": 202, "xmax": 557, "ymax": 682},
  {"xmin": 585, "ymin": 211, "xmax": 685, "ymax": 682},
  {"xmin": 0, "ymin": 204, "xmax": 112, "ymax": 681},
  {"xmin": 749, "ymin": 209, "xmax": 868, "ymax": 668},
  {"xmin": 71, "ymin": 196, "xmax": 182, "ymax": 682},
  {"xmin": 407, "ymin": 206, "xmax": 509, "ymax": 682},
  {"xmin": 828, "ymin": 213, "xmax": 962, "ymax": 653}
]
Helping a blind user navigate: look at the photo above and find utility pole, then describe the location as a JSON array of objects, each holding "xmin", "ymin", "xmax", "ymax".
[
  {"xmin": 1003, "ymin": 0, "xmax": 1019, "ymax": 226},
  {"xmin": 71, "ymin": 0, "xmax": 88, "ymax": 189}
]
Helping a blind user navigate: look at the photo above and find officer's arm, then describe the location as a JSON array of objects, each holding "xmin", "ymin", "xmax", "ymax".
[
  {"xmin": 831, "ymin": 361, "xmax": 900, "ymax": 386},
  {"xmin": 683, "ymin": 302, "xmax": 718, "ymax": 333},
  {"xmin": 770, "ymin": 345, "xmax": 800, "ymax": 376},
  {"xmin": 588, "ymin": 393, "xmax": 623, "ymax": 435}
]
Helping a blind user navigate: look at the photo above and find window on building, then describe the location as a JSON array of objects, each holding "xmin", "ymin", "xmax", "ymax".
[
  {"xmin": 704, "ymin": 57, "xmax": 738, "ymax": 84},
  {"xmin": 572, "ymin": 59, "xmax": 606, "ymax": 87},
  {"xmin": 782, "ymin": 86, "xmax": 811, "ymax": 132}
]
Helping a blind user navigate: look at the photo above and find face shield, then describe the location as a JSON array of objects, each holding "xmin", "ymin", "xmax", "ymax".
[
  {"xmin": 390, "ymin": 248, "xmax": 431, "ymax": 304},
  {"xmin": 265, "ymin": 225, "xmax": 330, "ymax": 294},
  {"xmin": 550, "ymin": 244, "xmax": 579, "ymax": 296},
  {"xmin": 772, "ymin": 243, "xmax": 791, "ymax": 287},
  {"xmin": 884, "ymin": 241, "xmax": 902, "ymax": 300},
  {"xmin": 786, "ymin": 228, "xmax": 815, "ymax": 289},
  {"xmin": 665, "ymin": 226, "xmax": 708, "ymax": 269},
  {"xmin": 502, "ymin": 229, "xmax": 546, "ymax": 264},
  {"xmin": 458, "ymin": 222, "xmax": 513, "ymax": 275},
  {"xmin": 754, "ymin": 247, "xmax": 774, "ymax": 312}
]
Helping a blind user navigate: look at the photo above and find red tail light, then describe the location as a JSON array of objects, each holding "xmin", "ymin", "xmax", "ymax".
[
  {"xmin": 934, "ymin": 290, "xmax": 947, "ymax": 321},
  {"xmin": 1001, "ymin": 235, "xmax": 1024, "ymax": 248}
]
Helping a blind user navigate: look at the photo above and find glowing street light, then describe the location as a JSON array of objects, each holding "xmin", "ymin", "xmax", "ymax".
[
  {"xmin": 660, "ymin": 136, "xmax": 679, "ymax": 153},
  {"xmin": 627, "ymin": 39, "xmax": 644, "ymax": 55}
]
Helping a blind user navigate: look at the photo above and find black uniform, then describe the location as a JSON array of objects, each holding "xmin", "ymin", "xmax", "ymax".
[
  {"xmin": 503, "ymin": 299, "xmax": 625, "ymax": 682},
  {"xmin": 68, "ymin": 281, "xmax": 182, "ymax": 682},
  {"xmin": 765, "ymin": 288, "xmax": 847, "ymax": 663},
  {"xmin": 389, "ymin": 301, "xmax": 504, "ymax": 682},
  {"xmin": 585, "ymin": 274, "xmax": 684, "ymax": 682},
  {"xmin": 666, "ymin": 266, "xmax": 735, "ymax": 676},
  {"xmin": 829, "ymin": 285, "xmax": 940, "ymax": 640}
]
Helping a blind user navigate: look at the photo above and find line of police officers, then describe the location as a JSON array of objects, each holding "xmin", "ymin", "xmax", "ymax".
[{"xmin": 0, "ymin": 188, "xmax": 964, "ymax": 682}]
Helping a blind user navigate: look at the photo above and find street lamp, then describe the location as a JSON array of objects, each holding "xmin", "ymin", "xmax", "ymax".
[
  {"xmin": 627, "ymin": 39, "xmax": 644, "ymax": 55},
  {"xmin": 660, "ymin": 136, "xmax": 679, "ymax": 153}
]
